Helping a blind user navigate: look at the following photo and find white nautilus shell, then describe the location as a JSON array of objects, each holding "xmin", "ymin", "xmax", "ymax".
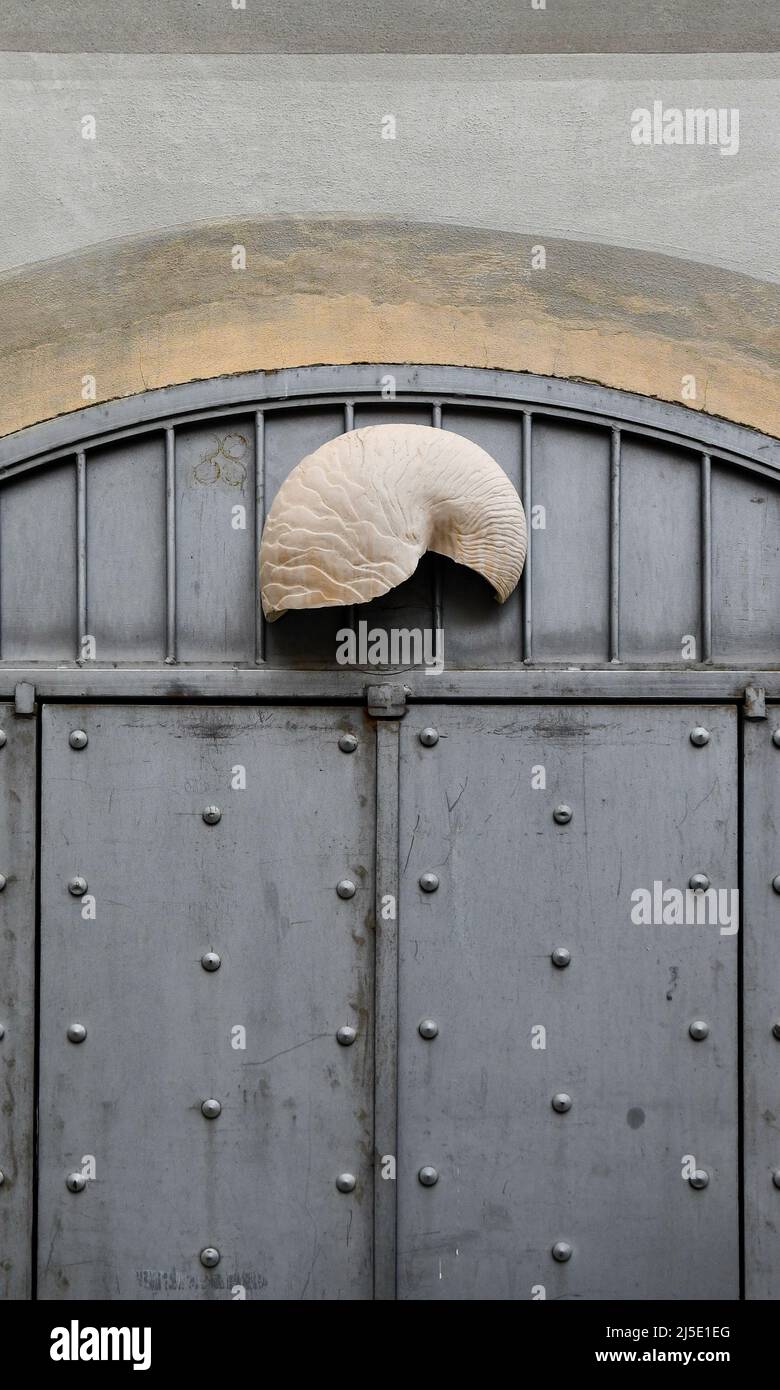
[{"xmin": 260, "ymin": 423, "xmax": 527, "ymax": 621}]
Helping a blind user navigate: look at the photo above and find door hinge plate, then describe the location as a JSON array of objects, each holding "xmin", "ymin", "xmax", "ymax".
[
  {"xmin": 14, "ymin": 682, "xmax": 36, "ymax": 716},
  {"xmin": 743, "ymin": 684, "xmax": 767, "ymax": 719},
  {"xmin": 366, "ymin": 683, "xmax": 409, "ymax": 718}
]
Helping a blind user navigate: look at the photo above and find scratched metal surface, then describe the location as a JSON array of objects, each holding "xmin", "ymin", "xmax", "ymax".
[
  {"xmin": 0, "ymin": 705, "xmax": 36, "ymax": 1299},
  {"xmin": 397, "ymin": 704, "xmax": 739, "ymax": 1300},
  {"xmin": 37, "ymin": 704, "xmax": 375, "ymax": 1300}
]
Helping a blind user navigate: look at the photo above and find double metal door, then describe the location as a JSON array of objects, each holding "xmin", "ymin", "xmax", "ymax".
[{"xmin": 37, "ymin": 702, "xmax": 740, "ymax": 1299}]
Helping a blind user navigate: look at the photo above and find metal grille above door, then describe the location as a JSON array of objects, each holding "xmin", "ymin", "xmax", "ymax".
[
  {"xmin": 0, "ymin": 366, "xmax": 778, "ymax": 675},
  {"xmin": 38, "ymin": 705, "xmax": 375, "ymax": 1300}
]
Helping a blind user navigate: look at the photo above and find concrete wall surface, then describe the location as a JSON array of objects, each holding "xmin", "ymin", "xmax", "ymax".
[{"xmin": 0, "ymin": 32, "xmax": 777, "ymax": 440}]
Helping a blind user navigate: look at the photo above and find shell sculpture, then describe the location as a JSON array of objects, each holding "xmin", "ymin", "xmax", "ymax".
[{"xmin": 260, "ymin": 423, "xmax": 527, "ymax": 620}]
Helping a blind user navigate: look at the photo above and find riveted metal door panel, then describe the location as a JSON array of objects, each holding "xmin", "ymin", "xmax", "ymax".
[
  {"xmin": 0, "ymin": 707, "xmax": 37, "ymax": 1298},
  {"xmin": 744, "ymin": 710, "xmax": 780, "ymax": 1299},
  {"xmin": 38, "ymin": 704, "xmax": 374, "ymax": 1300},
  {"xmin": 397, "ymin": 705, "xmax": 738, "ymax": 1300}
]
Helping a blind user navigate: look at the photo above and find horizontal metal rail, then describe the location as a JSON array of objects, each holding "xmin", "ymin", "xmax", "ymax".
[{"xmin": 0, "ymin": 667, "xmax": 777, "ymax": 702}]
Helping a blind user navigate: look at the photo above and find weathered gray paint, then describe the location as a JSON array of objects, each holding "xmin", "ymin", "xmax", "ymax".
[
  {"xmin": 743, "ymin": 709, "xmax": 780, "ymax": 1300},
  {"xmin": 619, "ymin": 438, "xmax": 701, "ymax": 664},
  {"xmin": 397, "ymin": 704, "xmax": 739, "ymax": 1300},
  {"xmin": 38, "ymin": 704, "xmax": 375, "ymax": 1300},
  {"xmin": 0, "ymin": 464, "xmax": 76, "ymax": 662},
  {"xmin": 0, "ymin": 704, "xmax": 36, "ymax": 1299},
  {"xmin": 0, "ymin": 669, "xmax": 778, "ymax": 703},
  {"xmin": 373, "ymin": 720, "xmax": 401, "ymax": 1300},
  {"xmin": 85, "ymin": 436, "xmax": 167, "ymax": 662},
  {"xmin": 0, "ymin": 371, "xmax": 777, "ymax": 674},
  {"xmin": 174, "ymin": 419, "xmax": 257, "ymax": 664}
]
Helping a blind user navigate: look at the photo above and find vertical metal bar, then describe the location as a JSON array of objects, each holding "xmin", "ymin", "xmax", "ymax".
[
  {"xmin": 254, "ymin": 411, "xmax": 266, "ymax": 664},
  {"xmin": 609, "ymin": 427, "xmax": 621, "ymax": 663},
  {"xmin": 521, "ymin": 412, "xmax": 533, "ymax": 662},
  {"xmin": 701, "ymin": 453, "xmax": 713, "ymax": 663},
  {"xmin": 373, "ymin": 719, "xmax": 400, "ymax": 1300},
  {"xmin": 344, "ymin": 403, "xmax": 356, "ymax": 637},
  {"xmin": 736, "ymin": 708, "xmax": 745, "ymax": 1300},
  {"xmin": 165, "ymin": 428, "xmax": 176, "ymax": 664},
  {"xmin": 76, "ymin": 451, "xmax": 87, "ymax": 661},
  {"xmin": 431, "ymin": 403, "xmax": 443, "ymax": 638},
  {"xmin": 0, "ymin": 490, "xmax": 3, "ymax": 662}
]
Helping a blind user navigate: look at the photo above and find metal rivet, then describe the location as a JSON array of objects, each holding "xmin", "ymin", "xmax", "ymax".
[
  {"xmin": 772, "ymin": 730, "xmax": 780, "ymax": 748},
  {"xmin": 419, "ymin": 728, "xmax": 439, "ymax": 747},
  {"xmin": 419, "ymin": 872, "xmax": 439, "ymax": 893},
  {"xmin": 418, "ymin": 1019, "xmax": 439, "ymax": 1040},
  {"xmin": 552, "ymin": 1241, "xmax": 572, "ymax": 1263},
  {"xmin": 66, "ymin": 1023, "xmax": 87, "ymax": 1044},
  {"xmin": 552, "ymin": 1092, "xmax": 572, "ymax": 1113},
  {"xmin": 202, "ymin": 806, "xmax": 222, "ymax": 825},
  {"xmin": 418, "ymin": 1166, "xmax": 439, "ymax": 1187},
  {"xmin": 689, "ymin": 1020, "xmax": 710, "ymax": 1041},
  {"xmin": 772, "ymin": 1170, "xmax": 780, "ymax": 1190},
  {"xmin": 68, "ymin": 876, "xmax": 88, "ymax": 897},
  {"xmin": 0, "ymin": 1024, "xmax": 4, "ymax": 1040},
  {"xmin": 553, "ymin": 804, "xmax": 573, "ymax": 825},
  {"xmin": 336, "ymin": 1173, "xmax": 356, "ymax": 1193},
  {"xmin": 0, "ymin": 875, "xmax": 6, "ymax": 892},
  {"xmin": 336, "ymin": 1025, "xmax": 357, "ymax": 1046},
  {"xmin": 336, "ymin": 878, "xmax": 356, "ymax": 899},
  {"xmin": 200, "ymin": 1247, "xmax": 221, "ymax": 1268},
  {"xmin": 772, "ymin": 876, "xmax": 780, "ymax": 895},
  {"xmin": 772, "ymin": 1022, "xmax": 780, "ymax": 1041},
  {"xmin": 688, "ymin": 873, "xmax": 710, "ymax": 893},
  {"xmin": 0, "ymin": 731, "xmax": 6, "ymax": 748},
  {"xmin": 551, "ymin": 947, "xmax": 571, "ymax": 969},
  {"xmin": 201, "ymin": 1099, "xmax": 221, "ymax": 1119},
  {"xmin": 69, "ymin": 730, "xmax": 88, "ymax": 750},
  {"xmin": 689, "ymin": 1170, "xmax": 709, "ymax": 1190},
  {"xmin": 201, "ymin": 951, "xmax": 221, "ymax": 972},
  {"xmin": 338, "ymin": 733, "xmax": 358, "ymax": 754},
  {"xmin": 0, "ymin": 1170, "xmax": 4, "ymax": 1186},
  {"xmin": 66, "ymin": 1173, "xmax": 87, "ymax": 1193},
  {"xmin": 689, "ymin": 727, "xmax": 711, "ymax": 747}
]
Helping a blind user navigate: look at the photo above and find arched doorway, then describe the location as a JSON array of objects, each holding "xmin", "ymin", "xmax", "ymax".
[{"xmin": 0, "ymin": 366, "xmax": 778, "ymax": 1300}]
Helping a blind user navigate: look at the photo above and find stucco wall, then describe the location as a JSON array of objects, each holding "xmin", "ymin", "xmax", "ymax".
[
  {"xmin": 0, "ymin": 48, "xmax": 777, "ymax": 440},
  {"xmin": 2, "ymin": 217, "xmax": 778, "ymax": 440}
]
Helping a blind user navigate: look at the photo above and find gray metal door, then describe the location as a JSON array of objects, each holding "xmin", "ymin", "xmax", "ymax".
[
  {"xmin": 38, "ymin": 704, "xmax": 374, "ymax": 1300},
  {"xmin": 397, "ymin": 704, "xmax": 739, "ymax": 1300}
]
